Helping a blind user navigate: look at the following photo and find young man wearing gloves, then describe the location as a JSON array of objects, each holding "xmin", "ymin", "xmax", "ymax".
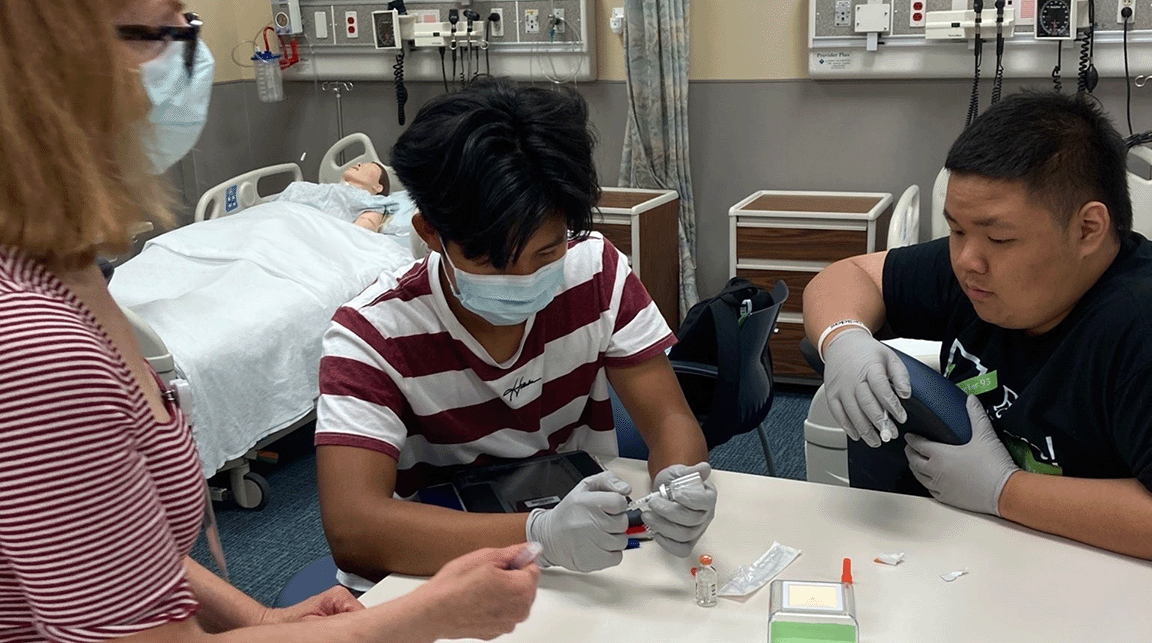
[
  {"xmin": 314, "ymin": 78, "xmax": 716, "ymax": 590},
  {"xmin": 804, "ymin": 91, "xmax": 1152, "ymax": 560}
]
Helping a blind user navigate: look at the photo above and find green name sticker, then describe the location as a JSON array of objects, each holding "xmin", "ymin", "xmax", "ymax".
[
  {"xmin": 770, "ymin": 621, "xmax": 857, "ymax": 643},
  {"xmin": 956, "ymin": 370, "xmax": 998, "ymax": 396}
]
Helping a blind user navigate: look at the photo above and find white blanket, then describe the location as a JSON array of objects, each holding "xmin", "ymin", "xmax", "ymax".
[{"xmin": 111, "ymin": 203, "xmax": 416, "ymax": 476}]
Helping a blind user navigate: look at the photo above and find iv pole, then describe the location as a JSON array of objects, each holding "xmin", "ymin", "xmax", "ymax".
[{"xmin": 322, "ymin": 81, "xmax": 354, "ymax": 164}]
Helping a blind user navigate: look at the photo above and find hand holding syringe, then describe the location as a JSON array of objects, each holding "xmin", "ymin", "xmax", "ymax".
[{"xmin": 626, "ymin": 471, "xmax": 705, "ymax": 512}]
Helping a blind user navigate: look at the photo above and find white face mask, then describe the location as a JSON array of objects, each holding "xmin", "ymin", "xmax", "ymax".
[
  {"xmin": 441, "ymin": 240, "xmax": 566, "ymax": 326},
  {"xmin": 140, "ymin": 39, "xmax": 215, "ymax": 173}
]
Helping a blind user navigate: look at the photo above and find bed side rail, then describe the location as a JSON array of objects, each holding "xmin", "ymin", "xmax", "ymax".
[{"xmin": 193, "ymin": 163, "xmax": 303, "ymax": 222}]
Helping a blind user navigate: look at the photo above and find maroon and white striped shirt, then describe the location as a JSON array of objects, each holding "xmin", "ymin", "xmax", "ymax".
[
  {"xmin": 316, "ymin": 233, "xmax": 676, "ymax": 498},
  {"xmin": 0, "ymin": 249, "xmax": 204, "ymax": 643}
]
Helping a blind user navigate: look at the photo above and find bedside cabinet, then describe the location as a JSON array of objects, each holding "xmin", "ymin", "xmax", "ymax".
[
  {"xmin": 729, "ymin": 190, "xmax": 893, "ymax": 383},
  {"xmin": 595, "ymin": 188, "xmax": 681, "ymax": 331}
]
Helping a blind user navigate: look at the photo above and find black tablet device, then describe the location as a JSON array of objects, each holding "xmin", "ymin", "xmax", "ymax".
[{"xmin": 416, "ymin": 451, "xmax": 605, "ymax": 513}]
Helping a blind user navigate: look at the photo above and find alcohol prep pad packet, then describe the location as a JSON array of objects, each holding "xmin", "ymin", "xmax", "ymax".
[{"xmin": 718, "ymin": 542, "xmax": 802, "ymax": 597}]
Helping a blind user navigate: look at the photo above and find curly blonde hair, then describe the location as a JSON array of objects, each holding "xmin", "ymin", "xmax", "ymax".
[{"xmin": 0, "ymin": 0, "xmax": 173, "ymax": 269}]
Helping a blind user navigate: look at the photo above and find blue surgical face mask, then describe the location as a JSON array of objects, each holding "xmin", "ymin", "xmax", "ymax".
[
  {"xmin": 440, "ymin": 240, "xmax": 566, "ymax": 326},
  {"xmin": 140, "ymin": 39, "xmax": 215, "ymax": 173}
]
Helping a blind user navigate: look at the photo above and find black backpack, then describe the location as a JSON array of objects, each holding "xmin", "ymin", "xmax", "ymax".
[{"xmin": 668, "ymin": 277, "xmax": 785, "ymax": 450}]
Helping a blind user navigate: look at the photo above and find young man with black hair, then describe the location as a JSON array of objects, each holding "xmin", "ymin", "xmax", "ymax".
[
  {"xmin": 314, "ymin": 78, "xmax": 715, "ymax": 589},
  {"xmin": 804, "ymin": 91, "xmax": 1152, "ymax": 559}
]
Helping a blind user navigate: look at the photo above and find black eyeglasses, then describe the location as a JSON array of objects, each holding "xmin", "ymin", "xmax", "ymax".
[{"xmin": 116, "ymin": 12, "xmax": 202, "ymax": 77}]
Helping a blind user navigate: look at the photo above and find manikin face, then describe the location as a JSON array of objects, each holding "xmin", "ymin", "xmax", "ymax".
[{"xmin": 342, "ymin": 162, "xmax": 385, "ymax": 194}]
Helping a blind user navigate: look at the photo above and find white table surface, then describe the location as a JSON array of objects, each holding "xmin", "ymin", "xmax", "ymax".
[{"xmin": 360, "ymin": 459, "xmax": 1152, "ymax": 642}]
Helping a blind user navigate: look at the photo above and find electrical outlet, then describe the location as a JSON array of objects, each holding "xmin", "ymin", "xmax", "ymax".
[
  {"xmin": 525, "ymin": 8, "xmax": 540, "ymax": 33},
  {"xmin": 552, "ymin": 8, "xmax": 566, "ymax": 33},
  {"xmin": 834, "ymin": 0, "xmax": 852, "ymax": 26},
  {"xmin": 490, "ymin": 8, "xmax": 504, "ymax": 37},
  {"xmin": 1117, "ymin": 0, "xmax": 1135, "ymax": 23},
  {"xmin": 909, "ymin": 0, "xmax": 925, "ymax": 27}
]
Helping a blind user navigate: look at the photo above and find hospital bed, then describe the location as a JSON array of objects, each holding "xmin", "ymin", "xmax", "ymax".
[
  {"xmin": 804, "ymin": 149, "xmax": 1152, "ymax": 485},
  {"xmin": 111, "ymin": 134, "xmax": 415, "ymax": 509}
]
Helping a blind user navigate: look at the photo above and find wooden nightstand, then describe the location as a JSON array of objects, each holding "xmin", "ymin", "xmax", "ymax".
[
  {"xmin": 595, "ymin": 188, "xmax": 681, "ymax": 331},
  {"xmin": 729, "ymin": 190, "xmax": 893, "ymax": 383}
]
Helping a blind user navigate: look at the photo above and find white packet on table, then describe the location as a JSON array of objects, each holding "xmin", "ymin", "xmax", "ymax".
[{"xmin": 717, "ymin": 541, "xmax": 802, "ymax": 597}]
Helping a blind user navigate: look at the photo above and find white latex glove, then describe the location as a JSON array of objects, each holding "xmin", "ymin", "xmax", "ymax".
[
  {"xmin": 823, "ymin": 328, "xmax": 912, "ymax": 447},
  {"xmin": 641, "ymin": 463, "xmax": 718, "ymax": 558},
  {"xmin": 904, "ymin": 395, "xmax": 1020, "ymax": 516},
  {"xmin": 525, "ymin": 471, "xmax": 631, "ymax": 572}
]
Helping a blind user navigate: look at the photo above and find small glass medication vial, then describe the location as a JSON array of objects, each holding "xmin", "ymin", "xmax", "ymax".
[{"xmin": 695, "ymin": 554, "xmax": 718, "ymax": 607}]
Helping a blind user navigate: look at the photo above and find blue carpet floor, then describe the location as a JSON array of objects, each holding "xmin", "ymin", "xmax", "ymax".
[{"xmin": 191, "ymin": 385, "xmax": 815, "ymax": 605}]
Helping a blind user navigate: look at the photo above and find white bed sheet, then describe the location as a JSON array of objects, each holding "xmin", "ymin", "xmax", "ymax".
[{"xmin": 111, "ymin": 202, "xmax": 416, "ymax": 476}]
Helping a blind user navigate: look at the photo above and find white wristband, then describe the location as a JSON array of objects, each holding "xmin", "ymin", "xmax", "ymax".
[{"xmin": 817, "ymin": 319, "xmax": 872, "ymax": 362}]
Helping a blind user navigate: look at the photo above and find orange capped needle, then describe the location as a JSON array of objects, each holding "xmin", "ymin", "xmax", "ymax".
[{"xmin": 841, "ymin": 558, "xmax": 853, "ymax": 585}]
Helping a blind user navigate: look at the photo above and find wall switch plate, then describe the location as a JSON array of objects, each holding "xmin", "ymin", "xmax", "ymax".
[
  {"xmin": 525, "ymin": 8, "xmax": 539, "ymax": 33},
  {"xmin": 855, "ymin": 3, "xmax": 891, "ymax": 33},
  {"xmin": 314, "ymin": 11, "xmax": 328, "ymax": 39},
  {"xmin": 834, "ymin": 0, "xmax": 853, "ymax": 26},
  {"xmin": 610, "ymin": 6, "xmax": 625, "ymax": 33}
]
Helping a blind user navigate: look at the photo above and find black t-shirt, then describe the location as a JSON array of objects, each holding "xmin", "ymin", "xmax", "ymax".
[{"xmin": 882, "ymin": 233, "xmax": 1152, "ymax": 491}]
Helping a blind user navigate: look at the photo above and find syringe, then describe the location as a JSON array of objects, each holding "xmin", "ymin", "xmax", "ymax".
[{"xmin": 626, "ymin": 472, "xmax": 704, "ymax": 512}]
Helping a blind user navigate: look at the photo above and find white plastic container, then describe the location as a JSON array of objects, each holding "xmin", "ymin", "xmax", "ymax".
[{"xmin": 251, "ymin": 51, "xmax": 284, "ymax": 103}]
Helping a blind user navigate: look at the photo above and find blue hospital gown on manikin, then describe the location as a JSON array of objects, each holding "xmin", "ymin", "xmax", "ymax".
[{"xmin": 274, "ymin": 181, "xmax": 408, "ymax": 226}]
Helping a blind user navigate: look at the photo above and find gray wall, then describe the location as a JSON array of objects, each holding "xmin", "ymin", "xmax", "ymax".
[{"xmin": 176, "ymin": 77, "xmax": 1152, "ymax": 296}]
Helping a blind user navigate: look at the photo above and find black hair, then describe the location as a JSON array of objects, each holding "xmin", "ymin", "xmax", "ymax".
[
  {"xmin": 390, "ymin": 77, "xmax": 600, "ymax": 270},
  {"xmin": 945, "ymin": 90, "xmax": 1132, "ymax": 235}
]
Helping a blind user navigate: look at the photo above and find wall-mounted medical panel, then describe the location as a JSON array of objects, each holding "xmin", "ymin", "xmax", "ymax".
[
  {"xmin": 810, "ymin": 0, "xmax": 1152, "ymax": 78},
  {"xmin": 283, "ymin": 0, "xmax": 594, "ymax": 81}
]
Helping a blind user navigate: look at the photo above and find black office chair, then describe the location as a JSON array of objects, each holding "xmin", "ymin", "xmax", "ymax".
[
  {"xmin": 798, "ymin": 335, "xmax": 969, "ymax": 495},
  {"xmin": 614, "ymin": 281, "xmax": 789, "ymax": 476}
]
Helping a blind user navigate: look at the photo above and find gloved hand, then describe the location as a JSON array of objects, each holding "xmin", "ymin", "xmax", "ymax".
[
  {"xmin": 904, "ymin": 395, "xmax": 1020, "ymax": 516},
  {"xmin": 526, "ymin": 471, "xmax": 631, "ymax": 572},
  {"xmin": 823, "ymin": 328, "xmax": 912, "ymax": 448},
  {"xmin": 641, "ymin": 462, "xmax": 718, "ymax": 558}
]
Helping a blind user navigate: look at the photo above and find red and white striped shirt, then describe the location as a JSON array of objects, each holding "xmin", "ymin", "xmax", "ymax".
[
  {"xmin": 0, "ymin": 249, "xmax": 204, "ymax": 643},
  {"xmin": 316, "ymin": 233, "xmax": 675, "ymax": 498}
]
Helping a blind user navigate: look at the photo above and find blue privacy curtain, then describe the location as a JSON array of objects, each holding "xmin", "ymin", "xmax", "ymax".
[{"xmin": 619, "ymin": 0, "xmax": 699, "ymax": 315}]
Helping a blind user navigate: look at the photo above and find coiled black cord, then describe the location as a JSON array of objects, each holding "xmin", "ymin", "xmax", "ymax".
[
  {"xmin": 439, "ymin": 46, "xmax": 449, "ymax": 92},
  {"xmin": 394, "ymin": 52, "xmax": 407, "ymax": 125},
  {"xmin": 966, "ymin": 0, "xmax": 984, "ymax": 127},
  {"xmin": 1052, "ymin": 42, "xmax": 1063, "ymax": 92},
  {"xmin": 1123, "ymin": 7, "xmax": 1133, "ymax": 135},
  {"xmin": 1077, "ymin": 31, "xmax": 1091, "ymax": 92},
  {"xmin": 991, "ymin": 0, "xmax": 1005, "ymax": 105},
  {"xmin": 1077, "ymin": 0, "xmax": 1097, "ymax": 93}
]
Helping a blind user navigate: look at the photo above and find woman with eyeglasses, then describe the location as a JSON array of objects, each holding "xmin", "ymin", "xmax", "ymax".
[{"xmin": 0, "ymin": 2, "xmax": 538, "ymax": 642}]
